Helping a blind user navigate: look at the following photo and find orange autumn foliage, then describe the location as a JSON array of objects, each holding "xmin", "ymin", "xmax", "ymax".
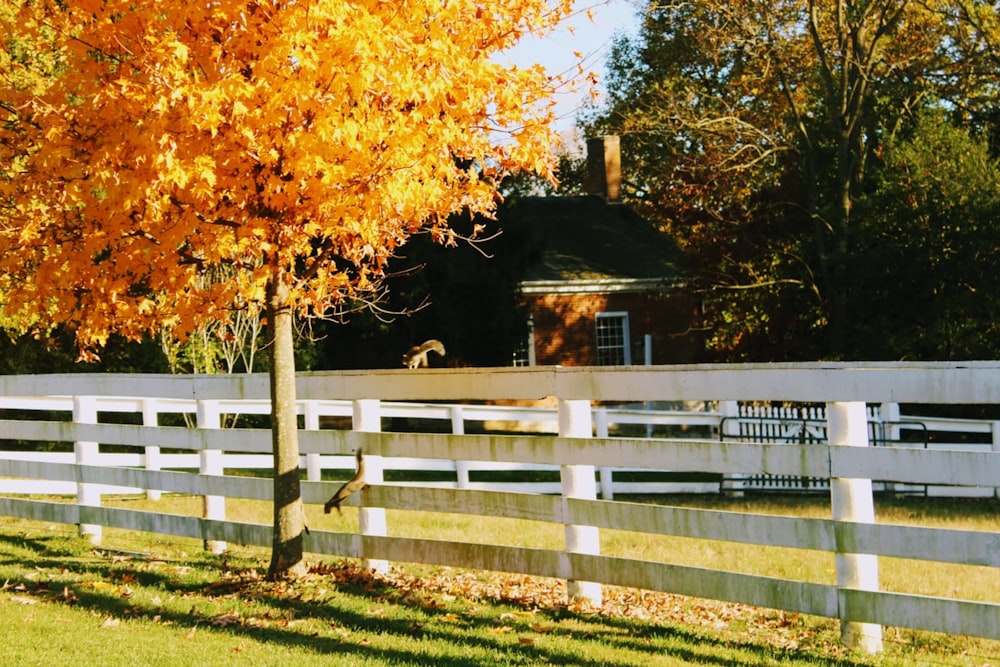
[{"xmin": 0, "ymin": 0, "xmax": 573, "ymax": 351}]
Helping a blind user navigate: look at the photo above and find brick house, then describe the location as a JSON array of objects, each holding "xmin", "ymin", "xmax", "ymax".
[{"xmin": 509, "ymin": 136, "xmax": 704, "ymax": 367}]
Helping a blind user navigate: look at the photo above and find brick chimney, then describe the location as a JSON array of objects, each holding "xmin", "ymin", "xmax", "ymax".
[{"xmin": 585, "ymin": 135, "xmax": 622, "ymax": 203}]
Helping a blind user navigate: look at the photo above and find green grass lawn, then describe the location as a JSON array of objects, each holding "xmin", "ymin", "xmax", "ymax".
[{"xmin": 1, "ymin": 495, "xmax": 998, "ymax": 666}]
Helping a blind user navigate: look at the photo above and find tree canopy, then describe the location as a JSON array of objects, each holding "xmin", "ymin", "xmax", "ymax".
[
  {"xmin": 0, "ymin": 0, "xmax": 569, "ymax": 350},
  {"xmin": 1, "ymin": 0, "xmax": 575, "ymax": 578},
  {"xmin": 583, "ymin": 0, "xmax": 1000, "ymax": 361},
  {"xmin": 851, "ymin": 110, "xmax": 1000, "ymax": 360}
]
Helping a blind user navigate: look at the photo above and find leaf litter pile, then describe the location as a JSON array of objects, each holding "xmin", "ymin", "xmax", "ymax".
[{"xmin": 312, "ymin": 560, "xmax": 845, "ymax": 656}]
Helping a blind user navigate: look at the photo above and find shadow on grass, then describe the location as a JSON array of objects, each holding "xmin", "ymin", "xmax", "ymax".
[
  {"xmin": 254, "ymin": 564, "xmax": 871, "ymax": 667},
  {"xmin": 0, "ymin": 530, "xmax": 872, "ymax": 667}
]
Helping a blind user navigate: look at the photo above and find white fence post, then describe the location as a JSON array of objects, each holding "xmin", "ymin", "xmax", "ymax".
[
  {"xmin": 827, "ymin": 401, "xmax": 883, "ymax": 654},
  {"xmin": 558, "ymin": 398, "xmax": 602, "ymax": 607},
  {"xmin": 718, "ymin": 400, "xmax": 744, "ymax": 496},
  {"xmin": 877, "ymin": 402, "xmax": 900, "ymax": 444},
  {"xmin": 73, "ymin": 395, "xmax": 101, "ymax": 544},
  {"xmin": 303, "ymin": 401, "xmax": 322, "ymax": 483},
  {"xmin": 594, "ymin": 408, "xmax": 614, "ymax": 500},
  {"xmin": 643, "ymin": 333, "xmax": 653, "ymax": 438},
  {"xmin": 141, "ymin": 399, "xmax": 161, "ymax": 501},
  {"xmin": 354, "ymin": 399, "xmax": 387, "ymax": 574},
  {"xmin": 197, "ymin": 399, "xmax": 226, "ymax": 554},
  {"xmin": 879, "ymin": 402, "xmax": 900, "ymax": 495},
  {"xmin": 992, "ymin": 421, "xmax": 1000, "ymax": 499},
  {"xmin": 451, "ymin": 405, "xmax": 470, "ymax": 489}
]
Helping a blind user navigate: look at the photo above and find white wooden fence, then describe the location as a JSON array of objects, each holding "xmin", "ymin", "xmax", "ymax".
[
  {"xmin": 2, "ymin": 392, "xmax": 992, "ymax": 499},
  {"xmin": 720, "ymin": 402, "xmax": 998, "ymax": 497},
  {"xmin": 0, "ymin": 394, "xmax": 726, "ymax": 497},
  {"xmin": 1, "ymin": 363, "xmax": 999, "ymax": 655}
]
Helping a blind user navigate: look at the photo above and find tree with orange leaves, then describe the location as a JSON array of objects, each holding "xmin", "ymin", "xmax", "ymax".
[{"xmin": 0, "ymin": 0, "xmax": 574, "ymax": 579}]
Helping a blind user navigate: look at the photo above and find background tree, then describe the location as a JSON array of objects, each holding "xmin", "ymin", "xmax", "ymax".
[
  {"xmin": 851, "ymin": 111, "xmax": 1000, "ymax": 360},
  {"xmin": 584, "ymin": 0, "xmax": 1000, "ymax": 360},
  {"xmin": 583, "ymin": 1, "xmax": 827, "ymax": 359},
  {"xmin": 0, "ymin": 0, "xmax": 573, "ymax": 579}
]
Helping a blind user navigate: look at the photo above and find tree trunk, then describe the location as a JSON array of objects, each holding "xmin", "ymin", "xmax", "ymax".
[
  {"xmin": 828, "ymin": 130, "xmax": 854, "ymax": 358},
  {"xmin": 266, "ymin": 275, "xmax": 309, "ymax": 580}
]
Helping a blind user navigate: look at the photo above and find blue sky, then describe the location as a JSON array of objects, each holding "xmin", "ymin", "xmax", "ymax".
[{"xmin": 502, "ymin": 1, "xmax": 641, "ymax": 137}]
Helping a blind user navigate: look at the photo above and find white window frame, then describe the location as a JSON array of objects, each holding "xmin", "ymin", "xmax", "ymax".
[
  {"xmin": 595, "ymin": 311, "xmax": 631, "ymax": 366},
  {"xmin": 512, "ymin": 316, "xmax": 536, "ymax": 367}
]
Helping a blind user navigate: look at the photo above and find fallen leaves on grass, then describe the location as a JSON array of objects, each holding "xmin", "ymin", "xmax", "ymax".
[
  {"xmin": 3, "ymin": 555, "xmax": 838, "ymax": 658},
  {"xmin": 306, "ymin": 560, "xmax": 844, "ymax": 656}
]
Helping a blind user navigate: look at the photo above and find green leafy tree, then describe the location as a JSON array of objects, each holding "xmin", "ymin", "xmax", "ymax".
[
  {"xmin": 851, "ymin": 112, "xmax": 1000, "ymax": 360},
  {"xmin": 585, "ymin": 0, "xmax": 1000, "ymax": 360}
]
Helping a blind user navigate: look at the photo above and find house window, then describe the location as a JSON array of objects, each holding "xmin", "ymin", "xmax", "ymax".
[
  {"xmin": 512, "ymin": 317, "xmax": 535, "ymax": 367},
  {"xmin": 596, "ymin": 312, "xmax": 631, "ymax": 365}
]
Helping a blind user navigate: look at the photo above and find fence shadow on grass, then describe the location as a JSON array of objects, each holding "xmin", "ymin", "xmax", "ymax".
[{"xmin": 0, "ymin": 529, "xmax": 877, "ymax": 667}]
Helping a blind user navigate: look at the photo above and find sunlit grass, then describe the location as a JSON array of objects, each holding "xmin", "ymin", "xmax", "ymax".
[
  {"xmin": 4, "ymin": 492, "xmax": 999, "ymax": 665},
  {"xmin": 98, "ymin": 492, "xmax": 1000, "ymax": 604},
  {"xmin": 0, "ymin": 517, "xmax": 859, "ymax": 667}
]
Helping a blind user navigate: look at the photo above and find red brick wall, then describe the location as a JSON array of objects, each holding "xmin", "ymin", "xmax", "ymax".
[{"xmin": 526, "ymin": 290, "xmax": 703, "ymax": 366}]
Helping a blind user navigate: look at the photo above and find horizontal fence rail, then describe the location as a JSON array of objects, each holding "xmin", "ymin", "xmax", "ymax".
[
  {"xmin": 1, "ymin": 363, "xmax": 999, "ymax": 655},
  {"xmin": 2, "ymin": 395, "xmax": 994, "ymax": 498}
]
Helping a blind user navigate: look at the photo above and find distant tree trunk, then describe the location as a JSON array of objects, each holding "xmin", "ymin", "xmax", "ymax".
[
  {"xmin": 266, "ymin": 274, "xmax": 309, "ymax": 580},
  {"xmin": 807, "ymin": 0, "xmax": 904, "ymax": 357}
]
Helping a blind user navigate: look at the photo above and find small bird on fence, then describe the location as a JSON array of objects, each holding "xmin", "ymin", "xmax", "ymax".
[{"xmin": 324, "ymin": 448, "xmax": 367, "ymax": 515}]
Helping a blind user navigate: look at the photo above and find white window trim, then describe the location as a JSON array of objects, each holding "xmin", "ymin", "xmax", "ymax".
[
  {"xmin": 596, "ymin": 311, "xmax": 631, "ymax": 366},
  {"xmin": 513, "ymin": 316, "xmax": 536, "ymax": 367}
]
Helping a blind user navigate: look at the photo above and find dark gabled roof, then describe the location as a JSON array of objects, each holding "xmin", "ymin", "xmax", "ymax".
[{"xmin": 501, "ymin": 194, "xmax": 685, "ymax": 283}]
